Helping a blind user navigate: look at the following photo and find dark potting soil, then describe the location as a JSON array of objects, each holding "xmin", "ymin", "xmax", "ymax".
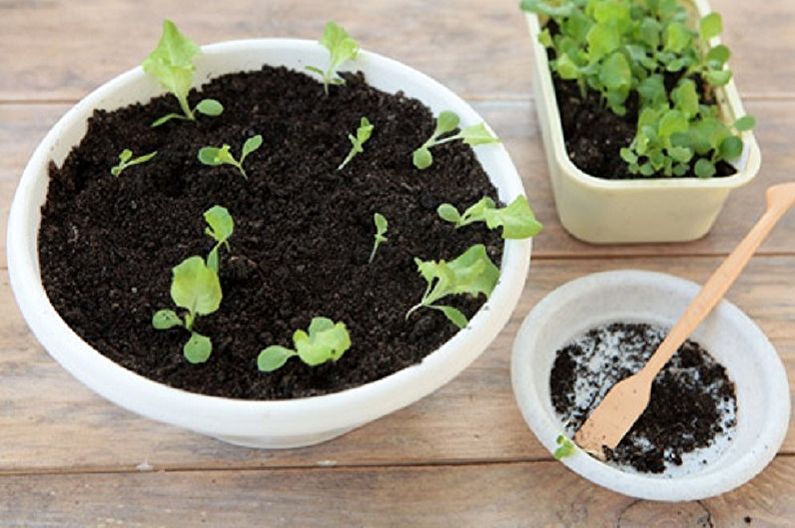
[
  {"xmin": 38, "ymin": 66, "xmax": 505, "ymax": 400},
  {"xmin": 550, "ymin": 322, "xmax": 737, "ymax": 474},
  {"xmin": 545, "ymin": 22, "xmax": 736, "ymax": 180}
]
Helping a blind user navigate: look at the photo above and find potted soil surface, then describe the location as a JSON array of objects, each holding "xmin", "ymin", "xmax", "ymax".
[
  {"xmin": 7, "ymin": 22, "xmax": 541, "ymax": 448},
  {"xmin": 523, "ymin": 0, "xmax": 761, "ymax": 244}
]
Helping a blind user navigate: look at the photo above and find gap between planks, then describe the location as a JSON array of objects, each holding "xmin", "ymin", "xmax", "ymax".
[{"xmin": 0, "ymin": 453, "xmax": 791, "ymax": 480}]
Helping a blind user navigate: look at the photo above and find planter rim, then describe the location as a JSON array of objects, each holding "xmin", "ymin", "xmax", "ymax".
[
  {"xmin": 524, "ymin": 0, "xmax": 762, "ymax": 191},
  {"xmin": 7, "ymin": 38, "xmax": 532, "ymax": 439},
  {"xmin": 511, "ymin": 270, "xmax": 790, "ymax": 501}
]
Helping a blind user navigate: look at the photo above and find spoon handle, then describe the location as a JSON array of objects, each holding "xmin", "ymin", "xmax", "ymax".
[{"xmin": 644, "ymin": 189, "xmax": 795, "ymax": 376}]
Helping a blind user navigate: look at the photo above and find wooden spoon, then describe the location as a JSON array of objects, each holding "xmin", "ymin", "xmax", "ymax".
[{"xmin": 574, "ymin": 182, "xmax": 795, "ymax": 459}]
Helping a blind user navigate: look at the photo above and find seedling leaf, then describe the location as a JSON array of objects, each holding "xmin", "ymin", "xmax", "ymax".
[
  {"xmin": 257, "ymin": 346, "xmax": 297, "ymax": 373},
  {"xmin": 111, "ymin": 149, "xmax": 157, "ymax": 177},
  {"xmin": 195, "ymin": 98, "xmax": 223, "ymax": 116},
  {"xmin": 369, "ymin": 212, "xmax": 388, "ymax": 263},
  {"xmin": 700, "ymin": 13, "xmax": 723, "ymax": 40},
  {"xmin": 170, "ymin": 256, "xmax": 222, "ymax": 317},
  {"xmin": 733, "ymin": 115, "xmax": 756, "ymax": 132},
  {"xmin": 338, "ymin": 117, "xmax": 374, "ymax": 170},
  {"xmin": 413, "ymin": 111, "xmax": 499, "ymax": 169},
  {"xmin": 257, "ymin": 317, "xmax": 352, "ymax": 372},
  {"xmin": 184, "ymin": 332, "xmax": 212, "ymax": 364},
  {"xmin": 408, "ymin": 245, "xmax": 499, "ymax": 328},
  {"xmin": 241, "ymin": 135, "xmax": 263, "ymax": 161},
  {"xmin": 307, "ymin": 21, "xmax": 359, "ymax": 94},
  {"xmin": 553, "ymin": 435, "xmax": 576, "ymax": 460},
  {"xmin": 483, "ymin": 196, "xmax": 544, "ymax": 239},
  {"xmin": 152, "ymin": 309, "xmax": 183, "ymax": 330}
]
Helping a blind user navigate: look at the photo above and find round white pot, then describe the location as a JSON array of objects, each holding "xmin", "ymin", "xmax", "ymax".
[
  {"xmin": 512, "ymin": 270, "xmax": 790, "ymax": 501},
  {"xmin": 7, "ymin": 39, "xmax": 532, "ymax": 448}
]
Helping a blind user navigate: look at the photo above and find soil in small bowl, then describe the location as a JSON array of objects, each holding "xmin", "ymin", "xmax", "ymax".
[
  {"xmin": 38, "ymin": 65, "xmax": 504, "ymax": 400},
  {"xmin": 550, "ymin": 322, "xmax": 737, "ymax": 474},
  {"xmin": 545, "ymin": 21, "xmax": 736, "ymax": 181}
]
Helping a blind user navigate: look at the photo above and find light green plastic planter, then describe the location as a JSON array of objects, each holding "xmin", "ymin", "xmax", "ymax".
[{"xmin": 525, "ymin": 0, "xmax": 761, "ymax": 244}]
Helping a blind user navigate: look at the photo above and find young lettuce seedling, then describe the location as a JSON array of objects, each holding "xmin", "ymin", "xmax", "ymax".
[
  {"xmin": 406, "ymin": 244, "xmax": 499, "ymax": 329},
  {"xmin": 143, "ymin": 20, "xmax": 224, "ymax": 127},
  {"xmin": 306, "ymin": 21, "xmax": 360, "ymax": 95},
  {"xmin": 257, "ymin": 317, "xmax": 352, "ymax": 373},
  {"xmin": 553, "ymin": 435, "xmax": 577, "ymax": 460},
  {"xmin": 338, "ymin": 117, "xmax": 374, "ymax": 171},
  {"xmin": 437, "ymin": 196, "xmax": 543, "ymax": 239},
  {"xmin": 369, "ymin": 212, "xmax": 388, "ymax": 263},
  {"xmin": 110, "ymin": 149, "xmax": 157, "ymax": 177},
  {"xmin": 198, "ymin": 134, "xmax": 263, "ymax": 179},
  {"xmin": 413, "ymin": 111, "xmax": 500, "ymax": 170},
  {"xmin": 204, "ymin": 205, "xmax": 234, "ymax": 273},
  {"xmin": 152, "ymin": 256, "xmax": 222, "ymax": 364}
]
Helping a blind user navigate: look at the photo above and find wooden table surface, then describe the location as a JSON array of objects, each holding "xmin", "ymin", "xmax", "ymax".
[{"xmin": 2, "ymin": 0, "xmax": 794, "ymax": 526}]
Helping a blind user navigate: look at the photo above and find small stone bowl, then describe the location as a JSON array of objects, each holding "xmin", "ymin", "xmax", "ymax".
[{"xmin": 511, "ymin": 270, "xmax": 790, "ymax": 501}]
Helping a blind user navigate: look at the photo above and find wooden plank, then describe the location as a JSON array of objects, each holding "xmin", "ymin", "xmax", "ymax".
[
  {"xmin": 0, "ymin": 0, "xmax": 792, "ymax": 101},
  {"xmin": 3, "ymin": 99, "xmax": 795, "ymax": 266},
  {"xmin": 0, "ymin": 457, "xmax": 792, "ymax": 526},
  {"xmin": 1, "ymin": 255, "xmax": 793, "ymax": 473}
]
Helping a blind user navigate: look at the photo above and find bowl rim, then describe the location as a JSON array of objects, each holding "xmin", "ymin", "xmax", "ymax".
[
  {"xmin": 511, "ymin": 269, "xmax": 790, "ymax": 501},
  {"xmin": 7, "ymin": 38, "xmax": 532, "ymax": 437}
]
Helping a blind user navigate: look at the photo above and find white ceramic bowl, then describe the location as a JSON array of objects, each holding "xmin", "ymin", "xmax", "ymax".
[
  {"xmin": 512, "ymin": 270, "xmax": 789, "ymax": 501},
  {"xmin": 7, "ymin": 39, "xmax": 532, "ymax": 448}
]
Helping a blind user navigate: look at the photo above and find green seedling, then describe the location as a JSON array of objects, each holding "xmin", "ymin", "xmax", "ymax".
[
  {"xmin": 306, "ymin": 21, "xmax": 359, "ymax": 95},
  {"xmin": 198, "ymin": 134, "xmax": 263, "ymax": 179},
  {"xmin": 520, "ymin": 1, "xmax": 753, "ymax": 177},
  {"xmin": 143, "ymin": 20, "xmax": 224, "ymax": 127},
  {"xmin": 257, "ymin": 317, "xmax": 351, "ymax": 372},
  {"xmin": 369, "ymin": 213, "xmax": 388, "ymax": 263},
  {"xmin": 204, "ymin": 205, "xmax": 234, "ymax": 272},
  {"xmin": 413, "ymin": 111, "xmax": 500, "ymax": 170},
  {"xmin": 406, "ymin": 244, "xmax": 499, "ymax": 329},
  {"xmin": 152, "ymin": 255, "xmax": 222, "ymax": 364},
  {"xmin": 110, "ymin": 149, "xmax": 157, "ymax": 177},
  {"xmin": 437, "ymin": 195, "xmax": 543, "ymax": 239},
  {"xmin": 338, "ymin": 117, "xmax": 374, "ymax": 171},
  {"xmin": 553, "ymin": 435, "xmax": 577, "ymax": 460}
]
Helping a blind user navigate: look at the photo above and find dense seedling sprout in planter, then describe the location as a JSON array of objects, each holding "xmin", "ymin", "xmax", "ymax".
[
  {"xmin": 198, "ymin": 134, "xmax": 263, "ymax": 179},
  {"xmin": 257, "ymin": 317, "xmax": 352, "ymax": 372},
  {"xmin": 554, "ymin": 435, "xmax": 576, "ymax": 460},
  {"xmin": 306, "ymin": 21, "xmax": 360, "ymax": 95},
  {"xmin": 110, "ymin": 149, "xmax": 157, "ymax": 177},
  {"xmin": 204, "ymin": 205, "xmax": 234, "ymax": 273},
  {"xmin": 143, "ymin": 20, "xmax": 224, "ymax": 127},
  {"xmin": 521, "ymin": 0, "xmax": 756, "ymax": 178},
  {"xmin": 412, "ymin": 111, "xmax": 500, "ymax": 170},
  {"xmin": 152, "ymin": 256, "xmax": 222, "ymax": 364},
  {"xmin": 437, "ymin": 195, "xmax": 543, "ymax": 239},
  {"xmin": 369, "ymin": 213, "xmax": 388, "ymax": 263},
  {"xmin": 406, "ymin": 245, "xmax": 500, "ymax": 329},
  {"xmin": 338, "ymin": 117, "xmax": 374, "ymax": 171}
]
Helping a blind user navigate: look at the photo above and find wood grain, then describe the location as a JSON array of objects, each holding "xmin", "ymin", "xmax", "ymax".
[
  {"xmin": 0, "ymin": 458, "xmax": 793, "ymax": 527},
  {"xmin": 0, "ymin": 0, "xmax": 792, "ymax": 102},
  {"xmin": 3, "ymin": 99, "xmax": 795, "ymax": 266},
  {"xmin": 1, "ymin": 255, "xmax": 793, "ymax": 473}
]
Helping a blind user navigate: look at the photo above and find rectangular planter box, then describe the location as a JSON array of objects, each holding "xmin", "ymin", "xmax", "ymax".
[{"xmin": 525, "ymin": 0, "xmax": 761, "ymax": 244}]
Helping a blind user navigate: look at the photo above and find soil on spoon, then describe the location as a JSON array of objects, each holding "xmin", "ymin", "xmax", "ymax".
[
  {"xmin": 38, "ymin": 66, "xmax": 503, "ymax": 400},
  {"xmin": 550, "ymin": 322, "xmax": 737, "ymax": 474}
]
